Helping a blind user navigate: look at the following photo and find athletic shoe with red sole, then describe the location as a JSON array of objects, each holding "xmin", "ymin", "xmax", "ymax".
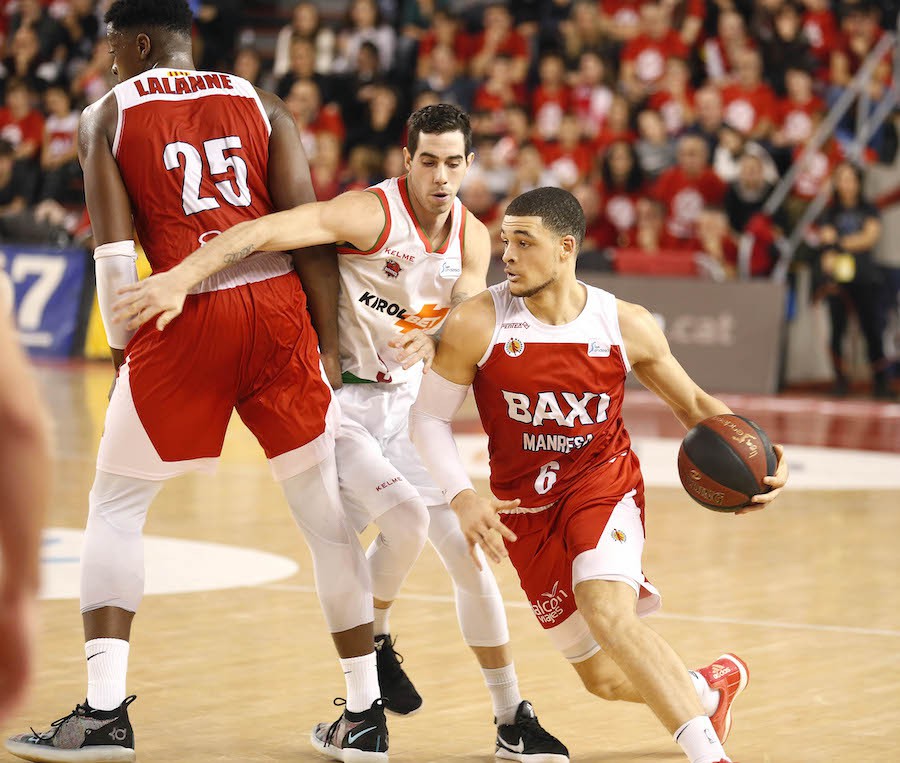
[{"xmin": 697, "ymin": 654, "xmax": 750, "ymax": 743}]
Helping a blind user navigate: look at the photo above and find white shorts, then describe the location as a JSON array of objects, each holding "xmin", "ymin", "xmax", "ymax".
[{"xmin": 335, "ymin": 372, "xmax": 444, "ymax": 532}]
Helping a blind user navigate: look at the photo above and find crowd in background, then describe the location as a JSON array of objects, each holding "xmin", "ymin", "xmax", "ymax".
[{"xmin": 0, "ymin": 0, "xmax": 899, "ymax": 389}]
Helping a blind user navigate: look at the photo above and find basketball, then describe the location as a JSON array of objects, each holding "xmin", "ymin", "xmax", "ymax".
[{"xmin": 677, "ymin": 414, "xmax": 777, "ymax": 512}]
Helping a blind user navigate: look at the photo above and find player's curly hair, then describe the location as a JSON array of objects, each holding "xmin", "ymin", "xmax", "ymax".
[
  {"xmin": 505, "ymin": 188, "xmax": 586, "ymax": 252},
  {"xmin": 104, "ymin": 0, "xmax": 193, "ymax": 35},
  {"xmin": 407, "ymin": 104, "xmax": 473, "ymax": 158}
]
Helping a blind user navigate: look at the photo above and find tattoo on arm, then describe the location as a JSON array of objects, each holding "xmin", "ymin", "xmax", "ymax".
[{"xmin": 223, "ymin": 243, "xmax": 255, "ymax": 265}]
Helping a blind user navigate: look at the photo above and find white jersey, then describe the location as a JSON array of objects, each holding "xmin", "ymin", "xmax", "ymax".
[{"xmin": 337, "ymin": 175, "xmax": 468, "ymax": 385}]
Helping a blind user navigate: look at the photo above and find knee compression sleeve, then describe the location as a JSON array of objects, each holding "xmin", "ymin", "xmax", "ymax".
[
  {"xmin": 367, "ymin": 498, "xmax": 429, "ymax": 603},
  {"xmin": 428, "ymin": 504, "xmax": 510, "ymax": 647},
  {"xmin": 281, "ymin": 456, "xmax": 372, "ymax": 633},
  {"xmin": 80, "ymin": 471, "xmax": 162, "ymax": 614}
]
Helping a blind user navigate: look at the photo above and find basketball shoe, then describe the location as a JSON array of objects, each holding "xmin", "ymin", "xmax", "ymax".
[
  {"xmin": 5, "ymin": 696, "xmax": 136, "ymax": 763},
  {"xmin": 374, "ymin": 634, "xmax": 422, "ymax": 716},
  {"xmin": 697, "ymin": 654, "xmax": 750, "ymax": 743},
  {"xmin": 311, "ymin": 698, "xmax": 389, "ymax": 762},
  {"xmin": 495, "ymin": 700, "xmax": 569, "ymax": 762}
]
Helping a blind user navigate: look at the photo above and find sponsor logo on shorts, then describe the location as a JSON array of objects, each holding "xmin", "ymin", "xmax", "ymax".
[
  {"xmin": 531, "ymin": 581, "xmax": 569, "ymax": 625},
  {"xmin": 504, "ymin": 338, "xmax": 525, "ymax": 357},
  {"xmin": 611, "ymin": 528, "xmax": 627, "ymax": 543}
]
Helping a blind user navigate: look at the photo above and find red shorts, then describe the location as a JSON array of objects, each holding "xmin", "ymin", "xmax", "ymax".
[
  {"xmin": 97, "ymin": 272, "xmax": 335, "ymax": 481},
  {"xmin": 501, "ymin": 453, "xmax": 660, "ymax": 638}
]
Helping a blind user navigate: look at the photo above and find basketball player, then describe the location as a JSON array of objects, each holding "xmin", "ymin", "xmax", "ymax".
[
  {"xmin": 110, "ymin": 104, "xmax": 569, "ymax": 761},
  {"xmin": 5, "ymin": 2, "xmax": 388, "ymax": 762},
  {"xmin": 407, "ymin": 187, "xmax": 789, "ymax": 763},
  {"xmin": 0, "ymin": 307, "xmax": 49, "ymax": 725}
]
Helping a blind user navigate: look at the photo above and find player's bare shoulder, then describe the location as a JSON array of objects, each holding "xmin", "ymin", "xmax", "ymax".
[
  {"xmin": 77, "ymin": 91, "xmax": 117, "ymax": 151},
  {"xmin": 616, "ymin": 298, "xmax": 668, "ymax": 367},
  {"xmin": 439, "ymin": 290, "xmax": 496, "ymax": 363}
]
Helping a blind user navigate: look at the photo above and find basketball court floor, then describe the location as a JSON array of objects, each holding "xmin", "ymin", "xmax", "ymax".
[{"xmin": 3, "ymin": 362, "xmax": 899, "ymax": 762}]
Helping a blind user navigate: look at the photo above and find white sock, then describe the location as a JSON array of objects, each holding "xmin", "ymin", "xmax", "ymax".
[
  {"xmin": 373, "ymin": 606, "xmax": 391, "ymax": 637},
  {"xmin": 85, "ymin": 638, "xmax": 129, "ymax": 711},
  {"xmin": 341, "ymin": 652, "xmax": 380, "ymax": 713},
  {"xmin": 689, "ymin": 670, "xmax": 722, "ymax": 716},
  {"xmin": 482, "ymin": 664, "xmax": 522, "ymax": 726},
  {"xmin": 674, "ymin": 715, "xmax": 729, "ymax": 763}
]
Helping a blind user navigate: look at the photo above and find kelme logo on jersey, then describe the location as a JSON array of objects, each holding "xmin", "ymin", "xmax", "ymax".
[
  {"xmin": 504, "ymin": 338, "xmax": 525, "ymax": 357},
  {"xmin": 357, "ymin": 291, "xmax": 450, "ymax": 333},
  {"xmin": 383, "ymin": 259, "xmax": 401, "ymax": 278}
]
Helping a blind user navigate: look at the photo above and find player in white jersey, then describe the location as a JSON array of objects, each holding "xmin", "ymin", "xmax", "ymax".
[{"xmin": 113, "ymin": 104, "xmax": 569, "ymax": 762}]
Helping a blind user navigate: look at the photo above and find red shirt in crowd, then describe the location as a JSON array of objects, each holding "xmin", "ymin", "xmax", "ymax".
[
  {"xmin": 802, "ymin": 8, "xmax": 840, "ymax": 71},
  {"xmin": 594, "ymin": 187, "xmax": 644, "ymax": 249},
  {"xmin": 621, "ymin": 31, "xmax": 687, "ymax": 87},
  {"xmin": 418, "ymin": 30, "xmax": 475, "ymax": 63},
  {"xmin": 792, "ymin": 140, "xmax": 844, "ymax": 201},
  {"xmin": 720, "ymin": 82, "xmax": 777, "ymax": 136},
  {"xmin": 648, "ymin": 89, "xmax": 695, "ymax": 135},
  {"xmin": 532, "ymin": 84, "xmax": 572, "ymax": 137},
  {"xmin": 471, "ymin": 28, "xmax": 529, "ymax": 64},
  {"xmin": 652, "ymin": 167, "xmax": 726, "ymax": 242},
  {"xmin": 0, "ymin": 108, "xmax": 45, "ymax": 159},
  {"xmin": 776, "ymin": 95, "xmax": 825, "ymax": 146},
  {"xmin": 534, "ymin": 138, "xmax": 594, "ymax": 184}
]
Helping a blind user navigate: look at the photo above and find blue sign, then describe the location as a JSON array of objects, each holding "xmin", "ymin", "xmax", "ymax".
[{"xmin": 0, "ymin": 244, "xmax": 91, "ymax": 357}]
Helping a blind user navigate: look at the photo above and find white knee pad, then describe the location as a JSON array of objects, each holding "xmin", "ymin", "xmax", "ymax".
[
  {"xmin": 80, "ymin": 470, "xmax": 162, "ymax": 614},
  {"xmin": 367, "ymin": 498, "xmax": 429, "ymax": 603},
  {"xmin": 281, "ymin": 456, "xmax": 373, "ymax": 633},
  {"xmin": 427, "ymin": 504, "xmax": 510, "ymax": 648}
]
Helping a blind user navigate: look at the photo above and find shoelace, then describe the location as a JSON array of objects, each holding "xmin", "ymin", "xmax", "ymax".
[
  {"xmin": 515, "ymin": 713, "xmax": 559, "ymax": 745},
  {"xmin": 376, "ymin": 636, "xmax": 407, "ymax": 676},
  {"xmin": 322, "ymin": 698, "xmax": 387, "ymax": 746},
  {"xmin": 30, "ymin": 703, "xmax": 90, "ymax": 740}
]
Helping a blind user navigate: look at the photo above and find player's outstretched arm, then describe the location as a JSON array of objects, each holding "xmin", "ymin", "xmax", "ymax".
[
  {"xmin": 112, "ymin": 190, "xmax": 385, "ymax": 332},
  {"xmin": 409, "ymin": 293, "xmax": 519, "ymax": 569},
  {"xmin": 620, "ymin": 299, "xmax": 788, "ymax": 510}
]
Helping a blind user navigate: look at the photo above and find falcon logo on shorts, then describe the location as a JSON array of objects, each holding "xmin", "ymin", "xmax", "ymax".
[
  {"xmin": 611, "ymin": 529, "xmax": 627, "ymax": 543},
  {"xmin": 505, "ymin": 338, "xmax": 525, "ymax": 357},
  {"xmin": 383, "ymin": 259, "xmax": 402, "ymax": 278}
]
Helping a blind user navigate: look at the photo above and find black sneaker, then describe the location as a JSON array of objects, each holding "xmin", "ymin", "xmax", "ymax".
[
  {"xmin": 5, "ymin": 696, "xmax": 136, "ymax": 763},
  {"xmin": 311, "ymin": 698, "xmax": 389, "ymax": 762},
  {"xmin": 374, "ymin": 634, "xmax": 422, "ymax": 716},
  {"xmin": 495, "ymin": 700, "xmax": 569, "ymax": 763}
]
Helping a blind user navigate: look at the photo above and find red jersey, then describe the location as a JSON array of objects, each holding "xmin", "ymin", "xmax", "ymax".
[
  {"xmin": 622, "ymin": 32, "xmax": 687, "ymax": 86},
  {"xmin": 0, "ymin": 108, "xmax": 44, "ymax": 158},
  {"xmin": 652, "ymin": 166, "xmax": 726, "ymax": 241},
  {"xmin": 597, "ymin": 187, "xmax": 643, "ymax": 249},
  {"xmin": 112, "ymin": 70, "xmax": 276, "ymax": 273},
  {"xmin": 776, "ymin": 96, "xmax": 825, "ymax": 146},
  {"xmin": 721, "ymin": 82, "xmax": 777, "ymax": 135},
  {"xmin": 472, "ymin": 282, "xmax": 639, "ymax": 508},
  {"xmin": 802, "ymin": 9, "xmax": 839, "ymax": 69}
]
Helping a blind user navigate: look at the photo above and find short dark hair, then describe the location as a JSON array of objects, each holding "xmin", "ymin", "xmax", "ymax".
[
  {"xmin": 407, "ymin": 103, "xmax": 473, "ymax": 158},
  {"xmin": 104, "ymin": 0, "xmax": 193, "ymax": 35},
  {"xmin": 505, "ymin": 187, "xmax": 586, "ymax": 252}
]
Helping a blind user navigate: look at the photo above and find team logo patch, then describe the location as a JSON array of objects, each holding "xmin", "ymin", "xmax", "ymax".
[
  {"xmin": 611, "ymin": 529, "xmax": 626, "ymax": 543},
  {"xmin": 504, "ymin": 338, "xmax": 525, "ymax": 357},
  {"xmin": 383, "ymin": 259, "xmax": 401, "ymax": 278},
  {"xmin": 588, "ymin": 340, "xmax": 611, "ymax": 357},
  {"xmin": 439, "ymin": 259, "xmax": 462, "ymax": 279}
]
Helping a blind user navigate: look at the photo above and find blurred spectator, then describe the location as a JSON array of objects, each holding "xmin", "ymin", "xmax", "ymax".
[
  {"xmin": 690, "ymin": 85, "xmax": 725, "ymax": 156},
  {"xmin": 458, "ymin": 174, "xmax": 502, "ymax": 254},
  {"xmin": 310, "ymin": 131, "xmax": 343, "ymax": 201},
  {"xmin": 597, "ymin": 140, "xmax": 645, "ymax": 248},
  {"xmin": 401, "ymin": 0, "xmax": 452, "ymax": 42},
  {"xmin": 2, "ymin": 25, "xmax": 59, "ymax": 94},
  {"xmin": 0, "ymin": 138, "xmax": 33, "ymax": 217},
  {"xmin": 334, "ymin": 41, "xmax": 386, "ymax": 126},
  {"xmin": 194, "ymin": 1, "xmax": 241, "ymax": 71},
  {"xmin": 415, "ymin": 43, "xmax": 473, "ymax": 109},
  {"xmin": 703, "ymin": 9, "xmax": 752, "ymax": 83},
  {"xmin": 0, "ymin": 79, "xmax": 43, "ymax": 163},
  {"xmin": 345, "ymin": 83, "xmax": 404, "ymax": 155},
  {"xmin": 232, "ymin": 48, "xmax": 272, "ymax": 91},
  {"xmin": 532, "ymin": 51, "xmax": 570, "ymax": 142},
  {"xmin": 38, "ymin": 84, "xmax": 79, "ymax": 204},
  {"xmin": 632, "ymin": 196, "xmax": 671, "ymax": 252},
  {"xmin": 667, "ymin": 0, "xmax": 705, "ymax": 47},
  {"xmin": 599, "ymin": 0, "xmax": 642, "ymax": 43},
  {"xmin": 570, "ymin": 50, "xmax": 613, "ymax": 140},
  {"xmin": 647, "ymin": 57, "xmax": 694, "ymax": 137},
  {"xmin": 344, "ymin": 144, "xmax": 383, "ymax": 191},
  {"xmin": 720, "ymin": 48, "xmax": 777, "ymax": 141},
  {"xmin": 470, "ymin": 4, "xmax": 529, "ymax": 84},
  {"xmin": 71, "ymin": 38, "xmax": 114, "ymax": 105},
  {"xmin": 473, "ymin": 55, "xmax": 524, "ymax": 120},
  {"xmin": 830, "ymin": 2, "xmax": 888, "ymax": 93},
  {"xmin": 695, "ymin": 207, "xmax": 737, "ymax": 273},
  {"xmin": 621, "ymin": 3, "xmax": 687, "ymax": 103},
  {"xmin": 817, "ymin": 161, "xmax": 890, "ymax": 397},
  {"xmin": 594, "ymin": 94, "xmax": 635, "ymax": 155},
  {"xmin": 285, "ymin": 79, "xmax": 346, "ymax": 163},
  {"xmin": 273, "ymin": 2, "xmax": 336, "ymax": 78},
  {"xmin": 560, "ymin": 0, "xmax": 610, "ymax": 63},
  {"xmin": 635, "ymin": 108, "xmax": 675, "ymax": 179},
  {"xmin": 417, "ymin": 9, "xmax": 474, "ymax": 68},
  {"xmin": 59, "ymin": 0, "xmax": 100, "ymax": 66},
  {"xmin": 760, "ymin": 1, "xmax": 814, "ymax": 97},
  {"xmin": 800, "ymin": 0, "xmax": 839, "ymax": 77},
  {"xmin": 789, "ymin": 124, "xmax": 845, "ymax": 220},
  {"xmin": 8, "ymin": 0, "xmax": 65, "ymax": 61},
  {"xmin": 572, "ymin": 181, "xmax": 606, "ymax": 257},
  {"xmin": 335, "ymin": 0, "xmax": 397, "ymax": 75},
  {"xmin": 771, "ymin": 64, "xmax": 824, "ymax": 151},
  {"xmin": 276, "ymin": 38, "xmax": 330, "ymax": 101},
  {"xmin": 382, "ymin": 145, "xmax": 406, "ymax": 180},
  {"xmin": 475, "ymin": 133, "xmax": 515, "ymax": 195},
  {"xmin": 508, "ymin": 143, "xmax": 560, "ymax": 196},
  {"xmin": 652, "ymin": 133, "xmax": 727, "ymax": 248},
  {"xmin": 537, "ymin": 113, "xmax": 592, "ymax": 188}
]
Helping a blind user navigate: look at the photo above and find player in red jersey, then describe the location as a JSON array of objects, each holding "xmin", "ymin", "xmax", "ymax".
[
  {"xmin": 4, "ymin": 2, "xmax": 387, "ymax": 762},
  {"xmin": 407, "ymin": 187, "xmax": 789, "ymax": 763}
]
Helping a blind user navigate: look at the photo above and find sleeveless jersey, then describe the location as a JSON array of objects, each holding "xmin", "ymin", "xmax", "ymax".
[
  {"xmin": 472, "ymin": 282, "xmax": 639, "ymax": 508},
  {"xmin": 337, "ymin": 175, "xmax": 468, "ymax": 384},
  {"xmin": 113, "ymin": 70, "xmax": 280, "ymax": 274}
]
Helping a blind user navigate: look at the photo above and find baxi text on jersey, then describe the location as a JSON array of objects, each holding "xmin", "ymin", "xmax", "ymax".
[
  {"xmin": 502, "ymin": 390, "xmax": 612, "ymax": 427},
  {"xmin": 523, "ymin": 432, "xmax": 594, "ymax": 454},
  {"xmin": 134, "ymin": 73, "xmax": 234, "ymax": 98}
]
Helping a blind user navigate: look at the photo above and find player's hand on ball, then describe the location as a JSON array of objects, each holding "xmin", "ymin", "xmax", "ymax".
[
  {"xmin": 113, "ymin": 270, "xmax": 188, "ymax": 332},
  {"xmin": 450, "ymin": 490, "xmax": 519, "ymax": 569},
  {"xmin": 388, "ymin": 330, "xmax": 437, "ymax": 372},
  {"xmin": 739, "ymin": 444, "xmax": 788, "ymax": 515}
]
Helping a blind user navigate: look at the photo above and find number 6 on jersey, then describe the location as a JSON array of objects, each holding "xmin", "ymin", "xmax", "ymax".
[{"xmin": 535, "ymin": 461, "xmax": 561, "ymax": 495}]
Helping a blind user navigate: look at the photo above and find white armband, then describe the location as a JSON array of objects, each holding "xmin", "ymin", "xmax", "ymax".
[
  {"xmin": 94, "ymin": 240, "xmax": 138, "ymax": 350},
  {"xmin": 409, "ymin": 371, "xmax": 474, "ymax": 503}
]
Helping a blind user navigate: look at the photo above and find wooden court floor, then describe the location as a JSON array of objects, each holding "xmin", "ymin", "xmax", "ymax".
[{"xmin": 3, "ymin": 363, "xmax": 899, "ymax": 763}]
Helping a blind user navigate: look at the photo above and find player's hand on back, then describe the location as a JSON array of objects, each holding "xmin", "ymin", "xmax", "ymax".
[
  {"xmin": 113, "ymin": 269, "xmax": 190, "ymax": 332},
  {"xmin": 450, "ymin": 489, "xmax": 519, "ymax": 569},
  {"xmin": 737, "ymin": 443, "xmax": 788, "ymax": 515},
  {"xmin": 389, "ymin": 329, "xmax": 438, "ymax": 372}
]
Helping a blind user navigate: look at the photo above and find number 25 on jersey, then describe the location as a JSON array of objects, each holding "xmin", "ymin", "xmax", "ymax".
[{"xmin": 164, "ymin": 136, "xmax": 252, "ymax": 216}]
